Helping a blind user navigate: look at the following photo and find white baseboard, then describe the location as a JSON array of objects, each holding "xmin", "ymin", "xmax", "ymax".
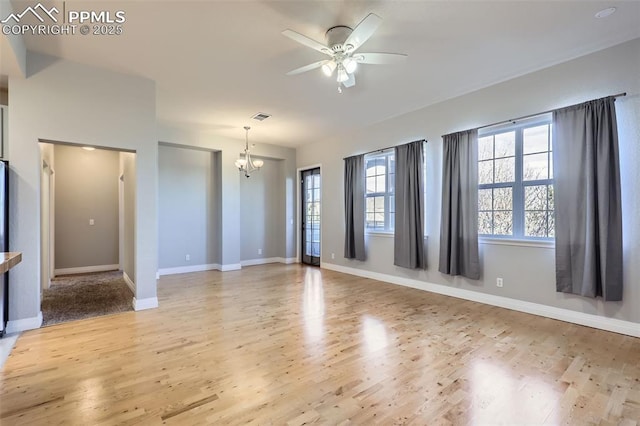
[
  {"xmin": 158, "ymin": 263, "xmax": 220, "ymax": 276},
  {"xmin": 6, "ymin": 311, "xmax": 43, "ymax": 333},
  {"xmin": 219, "ymin": 263, "xmax": 242, "ymax": 272},
  {"xmin": 320, "ymin": 262, "xmax": 640, "ymax": 338},
  {"xmin": 132, "ymin": 297, "xmax": 158, "ymax": 311},
  {"xmin": 123, "ymin": 271, "xmax": 135, "ymax": 294},
  {"xmin": 241, "ymin": 257, "xmax": 280, "ymax": 267},
  {"xmin": 241, "ymin": 257, "xmax": 298, "ymax": 267},
  {"xmin": 54, "ymin": 264, "xmax": 119, "ymax": 276},
  {"xmin": 158, "ymin": 258, "xmax": 297, "ymax": 277}
]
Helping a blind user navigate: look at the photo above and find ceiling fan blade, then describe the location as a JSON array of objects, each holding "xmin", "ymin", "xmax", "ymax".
[
  {"xmin": 286, "ymin": 60, "xmax": 332, "ymax": 76},
  {"xmin": 355, "ymin": 52, "xmax": 407, "ymax": 65},
  {"xmin": 282, "ymin": 29, "xmax": 333, "ymax": 56},
  {"xmin": 344, "ymin": 13, "xmax": 383, "ymax": 52},
  {"xmin": 342, "ymin": 72, "xmax": 356, "ymax": 88}
]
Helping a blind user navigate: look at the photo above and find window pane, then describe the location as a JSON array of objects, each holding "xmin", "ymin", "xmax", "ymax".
[
  {"xmin": 548, "ymin": 212, "xmax": 555, "ymax": 237},
  {"xmin": 366, "ymin": 164, "xmax": 375, "ymax": 176},
  {"xmin": 389, "ymin": 212, "xmax": 395, "ymax": 230},
  {"xmin": 366, "ymin": 177, "xmax": 376, "ymax": 194},
  {"xmin": 523, "ymin": 153, "xmax": 549, "ymax": 181},
  {"xmin": 366, "ymin": 159, "xmax": 384, "ymax": 176},
  {"xmin": 366, "ymin": 213, "xmax": 375, "ymax": 227},
  {"xmin": 478, "ymin": 189, "xmax": 492, "ymax": 211},
  {"xmin": 478, "ymin": 136, "xmax": 493, "ymax": 160},
  {"xmin": 523, "ymin": 125, "xmax": 549, "ymax": 154},
  {"xmin": 313, "ymin": 175, "xmax": 320, "ymax": 189},
  {"xmin": 366, "ymin": 197, "xmax": 374, "ymax": 211},
  {"xmin": 494, "ymin": 131, "xmax": 515, "ymax": 158},
  {"xmin": 525, "ymin": 185, "xmax": 546, "ymax": 211},
  {"xmin": 476, "ymin": 120, "xmax": 553, "ymax": 240},
  {"xmin": 493, "ymin": 211, "xmax": 513, "ymax": 235},
  {"xmin": 479, "ymin": 160, "xmax": 493, "ymax": 184},
  {"xmin": 389, "ymin": 195, "xmax": 395, "ymax": 213},
  {"xmin": 493, "ymin": 187, "xmax": 512, "ymax": 211},
  {"xmin": 365, "ymin": 152, "xmax": 395, "ymax": 231},
  {"xmin": 374, "ymin": 196, "xmax": 384, "ymax": 212},
  {"xmin": 479, "ymin": 211, "xmax": 492, "ymax": 234},
  {"xmin": 313, "ymin": 188, "xmax": 320, "ymax": 201},
  {"xmin": 494, "ymin": 157, "xmax": 515, "ymax": 183},
  {"xmin": 375, "ymin": 175, "xmax": 386, "ymax": 192},
  {"xmin": 525, "ymin": 211, "xmax": 547, "ymax": 237}
]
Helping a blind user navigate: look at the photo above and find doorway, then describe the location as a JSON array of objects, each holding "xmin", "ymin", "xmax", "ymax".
[
  {"xmin": 301, "ymin": 167, "xmax": 321, "ymax": 266},
  {"xmin": 38, "ymin": 142, "xmax": 136, "ymax": 326}
]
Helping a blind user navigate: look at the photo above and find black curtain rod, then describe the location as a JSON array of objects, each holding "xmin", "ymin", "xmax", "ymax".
[
  {"xmin": 343, "ymin": 139, "xmax": 426, "ymax": 160},
  {"xmin": 442, "ymin": 92, "xmax": 627, "ymax": 138}
]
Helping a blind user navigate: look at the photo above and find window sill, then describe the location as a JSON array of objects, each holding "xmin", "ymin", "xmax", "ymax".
[
  {"xmin": 366, "ymin": 232, "xmax": 429, "ymax": 240},
  {"xmin": 479, "ymin": 237, "xmax": 554, "ymax": 249},
  {"xmin": 366, "ymin": 231, "xmax": 394, "ymax": 238}
]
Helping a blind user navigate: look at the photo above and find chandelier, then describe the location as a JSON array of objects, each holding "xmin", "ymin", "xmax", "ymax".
[{"xmin": 235, "ymin": 126, "xmax": 264, "ymax": 178}]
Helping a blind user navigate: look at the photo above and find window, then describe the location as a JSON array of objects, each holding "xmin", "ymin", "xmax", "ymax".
[
  {"xmin": 365, "ymin": 151, "xmax": 395, "ymax": 232},
  {"xmin": 478, "ymin": 115, "xmax": 554, "ymax": 239}
]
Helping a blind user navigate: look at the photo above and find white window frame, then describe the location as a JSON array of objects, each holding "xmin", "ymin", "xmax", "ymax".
[
  {"xmin": 365, "ymin": 150, "xmax": 395, "ymax": 233},
  {"xmin": 478, "ymin": 114, "xmax": 554, "ymax": 241}
]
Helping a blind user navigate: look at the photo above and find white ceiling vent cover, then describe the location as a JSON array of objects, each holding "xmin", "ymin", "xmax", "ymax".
[{"xmin": 252, "ymin": 112, "xmax": 272, "ymax": 121}]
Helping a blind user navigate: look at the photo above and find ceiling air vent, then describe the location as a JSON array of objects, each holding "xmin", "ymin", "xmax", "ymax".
[{"xmin": 251, "ymin": 112, "xmax": 271, "ymax": 121}]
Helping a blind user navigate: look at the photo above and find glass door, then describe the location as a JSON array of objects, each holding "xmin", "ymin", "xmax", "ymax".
[{"xmin": 301, "ymin": 168, "xmax": 320, "ymax": 266}]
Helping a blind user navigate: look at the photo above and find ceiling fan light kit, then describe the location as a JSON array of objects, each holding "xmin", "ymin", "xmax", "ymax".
[
  {"xmin": 343, "ymin": 57, "xmax": 357, "ymax": 73},
  {"xmin": 337, "ymin": 66, "xmax": 348, "ymax": 83},
  {"xmin": 282, "ymin": 13, "xmax": 407, "ymax": 91},
  {"xmin": 322, "ymin": 61, "xmax": 337, "ymax": 76}
]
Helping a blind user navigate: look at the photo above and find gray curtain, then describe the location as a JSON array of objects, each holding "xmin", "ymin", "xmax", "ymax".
[
  {"xmin": 344, "ymin": 154, "xmax": 366, "ymax": 260},
  {"xmin": 394, "ymin": 140, "xmax": 426, "ymax": 269},
  {"xmin": 439, "ymin": 130, "xmax": 480, "ymax": 279},
  {"xmin": 553, "ymin": 96, "xmax": 622, "ymax": 301}
]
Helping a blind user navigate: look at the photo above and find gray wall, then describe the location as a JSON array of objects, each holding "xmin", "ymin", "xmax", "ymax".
[
  {"xmin": 158, "ymin": 144, "xmax": 221, "ymax": 268},
  {"xmin": 54, "ymin": 145, "xmax": 119, "ymax": 270},
  {"xmin": 8, "ymin": 52, "xmax": 157, "ymax": 326},
  {"xmin": 296, "ymin": 38, "xmax": 640, "ymax": 324},
  {"xmin": 157, "ymin": 123, "xmax": 297, "ymax": 268},
  {"xmin": 120, "ymin": 152, "xmax": 136, "ymax": 284},
  {"xmin": 240, "ymin": 158, "xmax": 284, "ymax": 261}
]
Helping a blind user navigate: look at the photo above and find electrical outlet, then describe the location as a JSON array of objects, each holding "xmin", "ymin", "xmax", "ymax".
[
  {"xmin": 258, "ymin": 248, "xmax": 262, "ymax": 255},
  {"xmin": 331, "ymin": 253, "xmax": 335, "ymax": 259},
  {"xmin": 89, "ymin": 219, "xmax": 95, "ymax": 226},
  {"xmin": 496, "ymin": 277, "xmax": 504, "ymax": 288},
  {"xmin": 185, "ymin": 254, "xmax": 190, "ymax": 261}
]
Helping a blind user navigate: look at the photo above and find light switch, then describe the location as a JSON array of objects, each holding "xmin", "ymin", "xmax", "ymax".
[{"xmin": 89, "ymin": 219, "xmax": 95, "ymax": 226}]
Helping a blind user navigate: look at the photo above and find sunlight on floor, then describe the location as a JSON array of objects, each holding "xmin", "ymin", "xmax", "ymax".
[{"xmin": 303, "ymin": 268, "xmax": 325, "ymax": 344}]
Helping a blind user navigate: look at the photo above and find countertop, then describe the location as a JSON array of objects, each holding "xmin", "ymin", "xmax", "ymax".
[{"xmin": 0, "ymin": 252, "xmax": 22, "ymax": 274}]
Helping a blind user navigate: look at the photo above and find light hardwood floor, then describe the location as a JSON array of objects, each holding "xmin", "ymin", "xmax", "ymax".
[{"xmin": 1, "ymin": 264, "xmax": 638, "ymax": 425}]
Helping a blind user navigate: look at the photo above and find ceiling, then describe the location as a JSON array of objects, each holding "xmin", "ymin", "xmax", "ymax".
[{"xmin": 7, "ymin": 0, "xmax": 640, "ymax": 147}]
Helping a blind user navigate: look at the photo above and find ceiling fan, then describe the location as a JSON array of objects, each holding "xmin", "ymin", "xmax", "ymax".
[{"xmin": 282, "ymin": 13, "xmax": 407, "ymax": 91}]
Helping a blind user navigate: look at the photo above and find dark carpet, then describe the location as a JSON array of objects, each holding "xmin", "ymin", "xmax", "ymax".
[{"xmin": 42, "ymin": 270, "xmax": 134, "ymax": 327}]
